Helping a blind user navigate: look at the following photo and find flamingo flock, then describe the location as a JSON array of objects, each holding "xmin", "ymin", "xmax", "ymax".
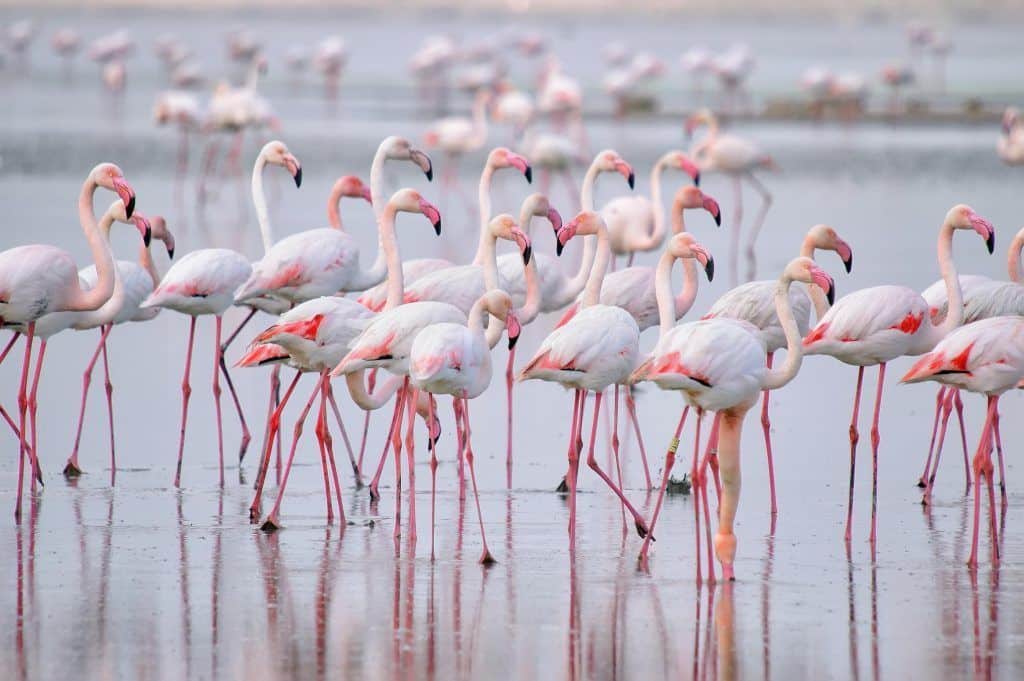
[{"xmin": 1, "ymin": 18, "xmax": 1018, "ymax": 589}]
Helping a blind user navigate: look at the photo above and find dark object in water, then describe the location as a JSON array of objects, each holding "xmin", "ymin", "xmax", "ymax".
[{"xmin": 666, "ymin": 474, "xmax": 691, "ymax": 496}]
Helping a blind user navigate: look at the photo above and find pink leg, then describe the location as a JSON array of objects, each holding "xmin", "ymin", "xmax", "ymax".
[
  {"xmin": 584, "ymin": 392, "xmax": 650, "ymax": 538},
  {"xmin": 967, "ymin": 396, "xmax": 997, "ymax": 568},
  {"xmin": 369, "ymin": 389, "xmax": 404, "ymax": 502},
  {"xmin": 326, "ymin": 384, "xmax": 362, "ymax": 487},
  {"xmin": 566, "ymin": 390, "xmax": 583, "ymax": 551},
  {"xmin": 953, "ymin": 389, "xmax": 971, "ymax": 491},
  {"xmin": 212, "ymin": 316, "xmax": 225, "ymax": 487},
  {"xmin": 99, "ymin": 326, "xmax": 117, "ymax": 484},
  {"xmin": 314, "ymin": 374, "xmax": 335, "ymax": 524},
  {"xmin": 638, "ymin": 406, "xmax": 688, "ymax": 564},
  {"xmin": 26, "ymin": 339, "xmax": 46, "ymax": 490},
  {"xmin": 14, "ymin": 324, "xmax": 36, "ymax": 521},
  {"xmin": 404, "ymin": 385, "xmax": 418, "ymax": 543},
  {"xmin": 692, "ymin": 409, "xmax": 705, "ymax": 584},
  {"xmin": 761, "ymin": 351, "xmax": 778, "ymax": 516},
  {"xmin": 918, "ymin": 386, "xmax": 946, "ymax": 487},
  {"xmin": 868, "ymin": 363, "xmax": 886, "ymax": 550},
  {"xmin": 260, "ymin": 380, "xmax": 321, "ymax": 531},
  {"xmin": 218, "ymin": 308, "xmax": 256, "ymax": 462},
  {"xmin": 625, "ymin": 387, "xmax": 652, "ymax": 489},
  {"xmin": 321, "ymin": 376, "xmax": 345, "ymax": 525},
  {"xmin": 174, "ymin": 317, "xmax": 197, "ymax": 488},
  {"xmin": 611, "ymin": 386, "xmax": 626, "ymax": 530},
  {"xmin": 249, "ymin": 371, "xmax": 302, "ymax": 522},
  {"xmin": 923, "ymin": 388, "xmax": 955, "ymax": 506},
  {"xmin": 845, "ymin": 367, "xmax": 865, "ymax": 543},
  {"xmin": 0, "ymin": 332, "xmax": 19, "ymax": 368},
  {"xmin": 64, "ymin": 325, "xmax": 113, "ymax": 477},
  {"xmin": 992, "ymin": 410, "xmax": 1007, "ymax": 507},
  {"xmin": 255, "ymin": 366, "xmax": 279, "ymax": 477},
  {"xmin": 462, "ymin": 398, "xmax": 495, "ymax": 564},
  {"xmin": 357, "ymin": 369, "xmax": 378, "ymax": 473},
  {"xmin": 505, "ymin": 346, "xmax": 515, "ymax": 488},
  {"xmin": 391, "ymin": 383, "xmax": 407, "ymax": 541},
  {"xmin": 454, "ymin": 398, "xmax": 466, "ymax": 500},
  {"xmin": 428, "ymin": 392, "xmax": 438, "ymax": 561}
]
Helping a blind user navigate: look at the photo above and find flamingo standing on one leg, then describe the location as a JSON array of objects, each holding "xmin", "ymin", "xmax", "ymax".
[
  {"xmin": 685, "ymin": 109, "xmax": 776, "ymax": 286},
  {"xmin": 634, "ymin": 257, "xmax": 834, "ymax": 582},
  {"xmin": 410, "ymin": 289, "xmax": 521, "ymax": 562},
  {"xmin": 63, "ymin": 215, "xmax": 175, "ymax": 480},
  {"xmin": 702, "ymin": 223, "xmax": 854, "ymax": 516},
  {"xmin": 803, "ymin": 204, "xmax": 995, "ymax": 552},
  {"xmin": 901, "ymin": 316, "xmax": 1024, "ymax": 567},
  {"xmin": 0, "ymin": 163, "xmax": 137, "ymax": 519}
]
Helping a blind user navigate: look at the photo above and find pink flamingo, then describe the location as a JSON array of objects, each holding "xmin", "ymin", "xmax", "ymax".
[
  {"xmin": 703, "ymin": 223, "xmax": 853, "ymax": 516},
  {"xmin": 803, "ymin": 204, "xmax": 995, "ymax": 550},
  {"xmin": 517, "ymin": 211, "xmax": 651, "ymax": 549},
  {"xmin": 901, "ymin": 315, "xmax": 1024, "ymax": 567},
  {"xmin": 153, "ymin": 91, "xmax": 203, "ymax": 176},
  {"xmin": 63, "ymin": 214, "xmax": 175, "ymax": 480},
  {"xmin": 409, "ymin": 289, "xmax": 521, "ymax": 563},
  {"xmin": 51, "ymin": 28, "xmax": 81, "ymax": 80},
  {"xmin": 423, "ymin": 89, "xmax": 491, "ymax": 220},
  {"xmin": 600, "ymin": 150, "xmax": 701, "ymax": 268},
  {"xmin": 0, "ymin": 163, "xmax": 137, "ymax": 519},
  {"xmin": 916, "ymin": 226, "xmax": 1024, "ymax": 504},
  {"xmin": 997, "ymin": 108, "xmax": 1024, "ymax": 166},
  {"xmin": 685, "ymin": 108, "xmax": 776, "ymax": 286},
  {"xmin": 634, "ymin": 257, "xmax": 833, "ymax": 582}
]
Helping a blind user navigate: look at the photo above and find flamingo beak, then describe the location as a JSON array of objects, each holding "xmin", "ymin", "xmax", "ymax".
[
  {"xmin": 506, "ymin": 313, "xmax": 521, "ymax": 350},
  {"xmin": 614, "ymin": 159, "xmax": 635, "ymax": 189},
  {"xmin": 284, "ymin": 154, "xmax": 302, "ymax": 187},
  {"xmin": 811, "ymin": 266, "xmax": 836, "ymax": 306},
  {"xmin": 508, "ymin": 153, "xmax": 532, "ymax": 183},
  {"xmin": 112, "ymin": 176, "xmax": 135, "ymax": 219},
  {"xmin": 679, "ymin": 156, "xmax": 701, "ymax": 186},
  {"xmin": 360, "ymin": 186, "xmax": 373, "ymax": 203},
  {"xmin": 836, "ymin": 239, "xmax": 853, "ymax": 273},
  {"xmin": 420, "ymin": 198, "xmax": 442, "ymax": 235},
  {"xmin": 555, "ymin": 221, "xmax": 578, "ymax": 257},
  {"xmin": 968, "ymin": 211, "xmax": 995, "ymax": 254},
  {"xmin": 411, "ymin": 149, "xmax": 433, "ymax": 181},
  {"xmin": 546, "ymin": 207, "xmax": 563, "ymax": 234},
  {"xmin": 702, "ymin": 194, "xmax": 721, "ymax": 226},
  {"xmin": 693, "ymin": 245, "xmax": 714, "ymax": 282},
  {"xmin": 132, "ymin": 214, "xmax": 152, "ymax": 247},
  {"xmin": 511, "ymin": 227, "xmax": 532, "ymax": 265}
]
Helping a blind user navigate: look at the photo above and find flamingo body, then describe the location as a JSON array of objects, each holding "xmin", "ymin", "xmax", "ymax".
[
  {"xmin": 704, "ymin": 280, "xmax": 813, "ymax": 352},
  {"xmin": 336, "ymin": 301, "xmax": 465, "ymax": 375},
  {"xmin": 143, "ymin": 248, "xmax": 251, "ymax": 316}
]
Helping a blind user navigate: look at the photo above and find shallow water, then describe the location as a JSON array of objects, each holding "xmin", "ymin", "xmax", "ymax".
[{"xmin": 2, "ymin": 8, "xmax": 1024, "ymax": 681}]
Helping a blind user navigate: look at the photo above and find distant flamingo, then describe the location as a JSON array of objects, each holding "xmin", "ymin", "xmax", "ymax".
[
  {"xmin": 803, "ymin": 205, "xmax": 994, "ymax": 551},
  {"xmin": 686, "ymin": 108, "xmax": 776, "ymax": 285},
  {"xmin": 997, "ymin": 108, "xmax": 1024, "ymax": 166},
  {"xmin": 703, "ymin": 223, "xmax": 853, "ymax": 516},
  {"xmin": 634, "ymin": 256, "xmax": 833, "ymax": 582},
  {"xmin": 423, "ymin": 89, "xmax": 492, "ymax": 220},
  {"xmin": 410, "ymin": 289, "xmax": 520, "ymax": 562},
  {"xmin": 51, "ymin": 27, "xmax": 81, "ymax": 80},
  {"xmin": 901, "ymin": 315, "xmax": 1024, "ymax": 567},
  {"xmin": 518, "ymin": 211, "xmax": 652, "ymax": 549},
  {"xmin": 600, "ymin": 150, "xmax": 701, "ymax": 267},
  {"xmin": 153, "ymin": 90, "xmax": 203, "ymax": 176},
  {"xmin": 63, "ymin": 214, "xmax": 175, "ymax": 481},
  {"xmin": 491, "ymin": 80, "xmax": 534, "ymax": 142},
  {"xmin": 0, "ymin": 163, "xmax": 137, "ymax": 519}
]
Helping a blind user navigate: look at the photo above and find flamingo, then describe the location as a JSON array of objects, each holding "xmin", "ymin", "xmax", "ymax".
[
  {"xmin": 140, "ymin": 144, "xmax": 301, "ymax": 487},
  {"xmin": 312, "ymin": 36, "xmax": 347, "ymax": 110},
  {"xmin": 423, "ymin": 89, "xmax": 492, "ymax": 220},
  {"xmin": 880, "ymin": 64, "xmax": 915, "ymax": 113},
  {"xmin": 712, "ymin": 45, "xmax": 755, "ymax": 115},
  {"xmin": 409, "ymin": 289, "xmax": 521, "ymax": 562},
  {"xmin": 901, "ymin": 315, "xmax": 1024, "ymax": 567},
  {"xmin": 517, "ymin": 211, "xmax": 652, "ymax": 549},
  {"xmin": 633, "ymin": 256, "xmax": 834, "ymax": 582},
  {"xmin": 702, "ymin": 223, "xmax": 854, "ymax": 516},
  {"xmin": 51, "ymin": 28, "xmax": 81, "ymax": 80},
  {"xmin": 0, "ymin": 163, "xmax": 137, "ymax": 519},
  {"xmin": 63, "ymin": 215, "xmax": 175, "ymax": 481},
  {"xmin": 600, "ymin": 150, "xmax": 702, "ymax": 267},
  {"xmin": 685, "ymin": 108, "xmax": 776, "ymax": 286},
  {"xmin": 153, "ymin": 90, "xmax": 203, "ymax": 176},
  {"xmin": 916, "ymin": 226, "xmax": 1024, "ymax": 503},
  {"xmin": 492, "ymin": 80, "xmax": 534, "ymax": 142},
  {"xmin": 7, "ymin": 19, "xmax": 36, "ymax": 71},
  {"xmin": 802, "ymin": 204, "xmax": 995, "ymax": 550},
  {"xmin": 997, "ymin": 108, "xmax": 1024, "ymax": 166}
]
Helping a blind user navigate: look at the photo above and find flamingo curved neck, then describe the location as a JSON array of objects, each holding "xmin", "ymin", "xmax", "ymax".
[
  {"xmin": 139, "ymin": 241, "xmax": 160, "ymax": 288},
  {"xmin": 379, "ymin": 203, "xmax": 405, "ymax": 311},
  {"xmin": 631, "ymin": 154, "xmax": 670, "ymax": 252},
  {"xmin": 472, "ymin": 163, "xmax": 497, "ymax": 266},
  {"xmin": 251, "ymin": 153, "xmax": 274, "ymax": 252},
  {"xmin": 1008, "ymin": 229, "xmax": 1024, "ymax": 283},
  {"xmin": 70, "ymin": 177, "xmax": 115, "ymax": 312},
  {"xmin": 654, "ymin": 248, "xmax": 680, "ymax": 340},
  {"xmin": 799, "ymin": 236, "xmax": 829, "ymax": 320},
  {"xmin": 762, "ymin": 272, "xmax": 802, "ymax": 391},
  {"xmin": 345, "ymin": 370, "xmax": 404, "ymax": 410},
  {"xmin": 79, "ymin": 212, "xmax": 127, "ymax": 325},
  {"xmin": 516, "ymin": 204, "xmax": 543, "ymax": 324},
  {"xmin": 369, "ymin": 143, "xmax": 391, "ymax": 221},
  {"xmin": 560, "ymin": 161, "xmax": 605, "ymax": 306},
  {"xmin": 581, "ymin": 224, "xmax": 611, "ymax": 308},
  {"xmin": 927, "ymin": 221, "xmax": 964, "ymax": 345},
  {"xmin": 674, "ymin": 258, "xmax": 700, "ymax": 321},
  {"xmin": 327, "ymin": 184, "xmax": 345, "ymax": 231}
]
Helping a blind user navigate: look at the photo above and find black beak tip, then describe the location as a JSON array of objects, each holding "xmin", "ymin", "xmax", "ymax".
[
  {"xmin": 433, "ymin": 219, "xmax": 442, "ymax": 236},
  {"xmin": 293, "ymin": 167, "xmax": 303, "ymax": 188},
  {"xmin": 168, "ymin": 247, "xmax": 175, "ymax": 259},
  {"xmin": 694, "ymin": 172, "xmax": 701, "ymax": 187},
  {"xmin": 524, "ymin": 166, "xmax": 533, "ymax": 184},
  {"xmin": 508, "ymin": 335, "xmax": 519, "ymax": 350},
  {"xmin": 826, "ymin": 283, "xmax": 836, "ymax": 306},
  {"xmin": 425, "ymin": 165, "xmax": 434, "ymax": 182},
  {"xmin": 844, "ymin": 255, "xmax": 853, "ymax": 273},
  {"xmin": 713, "ymin": 212, "xmax": 721, "ymax": 227},
  {"xmin": 704, "ymin": 257, "xmax": 715, "ymax": 282},
  {"xmin": 522, "ymin": 245, "xmax": 532, "ymax": 265},
  {"xmin": 143, "ymin": 227, "xmax": 152, "ymax": 247},
  {"xmin": 125, "ymin": 195, "xmax": 136, "ymax": 219},
  {"xmin": 556, "ymin": 241, "xmax": 565, "ymax": 257},
  {"xmin": 627, "ymin": 171, "xmax": 635, "ymax": 190},
  {"xmin": 986, "ymin": 231, "xmax": 995, "ymax": 254}
]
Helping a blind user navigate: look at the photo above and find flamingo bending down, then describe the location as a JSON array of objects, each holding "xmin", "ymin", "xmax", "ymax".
[
  {"xmin": 410, "ymin": 289, "xmax": 521, "ymax": 562},
  {"xmin": 63, "ymin": 215, "xmax": 175, "ymax": 480},
  {"xmin": 0, "ymin": 163, "xmax": 137, "ymax": 519},
  {"xmin": 702, "ymin": 223, "xmax": 853, "ymax": 516},
  {"xmin": 685, "ymin": 108, "xmax": 775, "ymax": 286},
  {"xmin": 634, "ymin": 256, "xmax": 833, "ymax": 582},
  {"xmin": 518, "ymin": 211, "xmax": 652, "ymax": 549},
  {"xmin": 901, "ymin": 316, "xmax": 1024, "ymax": 567},
  {"xmin": 599, "ymin": 150, "xmax": 701, "ymax": 268},
  {"xmin": 803, "ymin": 204, "xmax": 995, "ymax": 551}
]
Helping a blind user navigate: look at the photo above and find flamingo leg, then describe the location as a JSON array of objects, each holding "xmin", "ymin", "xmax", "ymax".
[
  {"xmin": 583, "ymin": 392, "xmax": 650, "ymax": 538},
  {"xmin": 391, "ymin": 382, "xmax": 407, "ymax": 542},
  {"xmin": 461, "ymin": 398, "xmax": 495, "ymax": 564},
  {"xmin": 274, "ymin": 368, "xmax": 284, "ymax": 484},
  {"xmin": 173, "ymin": 317, "xmax": 197, "ymax": 488},
  {"xmin": 212, "ymin": 316, "xmax": 226, "ymax": 487},
  {"xmin": 14, "ymin": 324, "xmax": 37, "ymax": 521},
  {"xmin": 967, "ymin": 396, "xmax": 998, "ymax": 568},
  {"xmin": 992, "ymin": 410, "xmax": 1007, "ymax": 507},
  {"xmin": 326, "ymin": 383, "xmax": 362, "ymax": 488},
  {"xmin": 260, "ymin": 379, "xmax": 321, "ymax": 531},
  {"xmin": 254, "ymin": 365, "xmax": 279, "ymax": 476},
  {"xmin": 692, "ymin": 408, "xmax": 705, "ymax": 584},
  {"xmin": 0, "ymin": 332, "xmax": 20, "ymax": 368},
  {"xmin": 566, "ymin": 390, "xmax": 584, "ymax": 551},
  {"xmin": 428, "ymin": 392, "xmax": 438, "ymax": 561},
  {"xmin": 699, "ymin": 414, "xmax": 721, "ymax": 584},
  {"xmin": 742, "ymin": 171, "xmax": 773, "ymax": 283},
  {"xmin": 760, "ymin": 351, "xmax": 778, "ymax": 516},
  {"xmin": 625, "ymin": 386, "xmax": 652, "ymax": 489},
  {"xmin": 918, "ymin": 386, "xmax": 947, "ymax": 487},
  {"xmin": 26, "ymin": 339, "xmax": 46, "ymax": 490},
  {"xmin": 612, "ymin": 385, "xmax": 626, "ymax": 531},
  {"xmin": 454, "ymin": 398, "xmax": 466, "ymax": 500},
  {"xmin": 923, "ymin": 387, "xmax": 955, "ymax": 506},
  {"xmin": 357, "ymin": 366, "xmax": 377, "ymax": 475},
  {"xmin": 368, "ymin": 389, "xmax": 404, "ymax": 502},
  {"xmin": 404, "ymin": 384, "xmax": 418, "ymax": 544},
  {"xmin": 868, "ymin": 363, "xmax": 886, "ymax": 551},
  {"xmin": 314, "ymin": 374, "xmax": 335, "ymax": 524},
  {"xmin": 249, "ymin": 370, "xmax": 302, "ymax": 521},
  {"xmin": 321, "ymin": 376, "xmax": 345, "ymax": 525},
  {"xmin": 845, "ymin": 366, "xmax": 865, "ymax": 543},
  {"xmin": 218, "ymin": 346, "xmax": 253, "ymax": 463},
  {"xmin": 64, "ymin": 324, "xmax": 113, "ymax": 477},
  {"xmin": 99, "ymin": 325, "xmax": 117, "ymax": 484},
  {"xmin": 638, "ymin": 406, "xmax": 688, "ymax": 564},
  {"xmin": 952, "ymin": 388, "xmax": 971, "ymax": 491},
  {"xmin": 505, "ymin": 346, "xmax": 515, "ymax": 488}
]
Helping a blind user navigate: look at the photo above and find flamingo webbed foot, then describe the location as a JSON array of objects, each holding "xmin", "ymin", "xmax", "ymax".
[
  {"xmin": 555, "ymin": 477, "xmax": 568, "ymax": 493},
  {"xmin": 260, "ymin": 516, "xmax": 282, "ymax": 532},
  {"xmin": 63, "ymin": 460, "xmax": 83, "ymax": 478},
  {"xmin": 479, "ymin": 550, "xmax": 497, "ymax": 566}
]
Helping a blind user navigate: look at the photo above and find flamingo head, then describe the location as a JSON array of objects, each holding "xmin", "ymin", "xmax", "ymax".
[
  {"xmin": 392, "ymin": 188, "xmax": 442, "ymax": 235},
  {"xmin": 665, "ymin": 150, "xmax": 701, "ymax": 186},
  {"xmin": 594, "ymin": 149, "xmax": 634, "ymax": 189},
  {"xmin": 683, "ymin": 108, "xmax": 715, "ymax": 139},
  {"xmin": 261, "ymin": 140, "xmax": 302, "ymax": 187},
  {"xmin": 334, "ymin": 175, "xmax": 372, "ymax": 202},
  {"xmin": 93, "ymin": 163, "xmax": 135, "ymax": 218},
  {"xmin": 150, "ymin": 216, "xmax": 175, "ymax": 258},
  {"xmin": 483, "ymin": 290, "xmax": 520, "ymax": 349},
  {"xmin": 490, "ymin": 214, "xmax": 532, "ymax": 265},
  {"xmin": 787, "ymin": 257, "xmax": 835, "ymax": 305},
  {"xmin": 807, "ymin": 224, "xmax": 853, "ymax": 273},
  {"xmin": 674, "ymin": 186, "xmax": 721, "ymax": 227},
  {"xmin": 667, "ymin": 233, "xmax": 714, "ymax": 282},
  {"xmin": 380, "ymin": 135, "xmax": 433, "ymax": 181},
  {"xmin": 490, "ymin": 147, "xmax": 533, "ymax": 183},
  {"xmin": 948, "ymin": 204, "xmax": 995, "ymax": 254},
  {"xmin": 555, "ymin": 210, "xmax": 604, "ymax": 256},
  {"xmin": 108, "ymin": 200, "xmax": 151, "ymax": 246}
]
